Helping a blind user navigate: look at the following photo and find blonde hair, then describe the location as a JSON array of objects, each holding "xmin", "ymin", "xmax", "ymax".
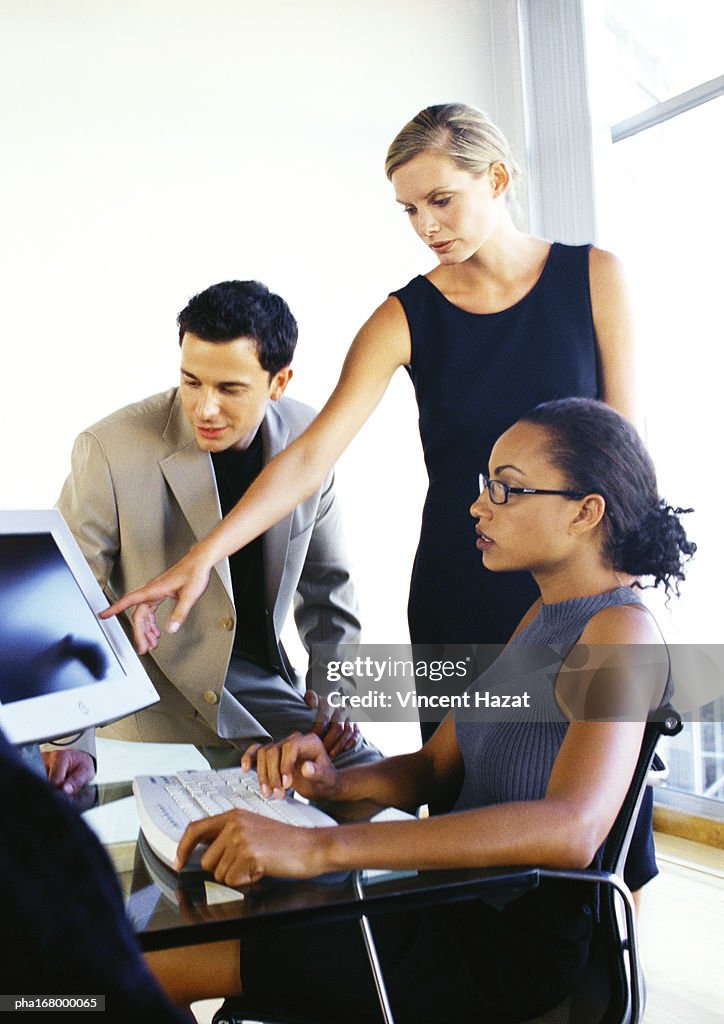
[{"xmin": 385, "ymin": 102, "xmax": 521, "ymax": 196}]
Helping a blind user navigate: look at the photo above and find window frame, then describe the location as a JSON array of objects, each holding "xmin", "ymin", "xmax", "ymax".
[{"xmin": 515, "ymin": 0, "xmax": 724, "ymax": 823}]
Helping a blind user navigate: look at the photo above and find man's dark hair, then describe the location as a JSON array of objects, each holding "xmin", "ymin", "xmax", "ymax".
[{"xmin": 177, "ymin": 280, "xmax": 297, "ymax": 376}]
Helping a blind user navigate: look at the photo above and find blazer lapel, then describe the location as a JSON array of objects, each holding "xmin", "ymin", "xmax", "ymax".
[
  {"xmin": 261, "ymin": 402, "xmax": 293, "ymax": 614},
  {"xmin": 159, "ymin": 392, "xmax": 233, "ymax": 600}
]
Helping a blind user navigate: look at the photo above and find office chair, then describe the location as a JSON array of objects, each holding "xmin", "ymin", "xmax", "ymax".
[
  {"xmin": 528, "ymin": 703, "xmax": 683, "ymax": 1024},
  {"xmin": 212, "ymin": 706, "xmax": 682, "ymax": 1024}
]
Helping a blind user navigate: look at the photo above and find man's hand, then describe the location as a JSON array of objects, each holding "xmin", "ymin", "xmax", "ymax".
[
  {"xmin": 128, "ymin": 603, "xmax": 162, "ymax": 655},
  {"xmin": 42, "ymin": 750, "xmax": 95, "ymax": 795},
  {"xmin": 99, "ymin": 547, "xmax": 214, "ymax": 654},
  {"xmin": 304, "ymin": 689, "xmax": 360, "ymax": 758},
  {"xmin": 241, "ymin": 732, "xmax": 340, "ymax": 804}
]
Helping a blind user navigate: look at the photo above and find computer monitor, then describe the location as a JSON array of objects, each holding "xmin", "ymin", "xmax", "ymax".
[{"xmin": 0, "ymin": 509, "xmax": 159, "ymax": 745}]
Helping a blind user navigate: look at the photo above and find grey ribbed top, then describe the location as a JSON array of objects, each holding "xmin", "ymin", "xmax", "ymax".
[{"xmin": 454, "ymin": 586, "xmax": 641, "ymax": 812}]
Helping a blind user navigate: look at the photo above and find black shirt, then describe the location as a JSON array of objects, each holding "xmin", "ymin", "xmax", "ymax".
[{"xmin": 210, "ymin": 431, "xmax": 269, "ymax": 667}]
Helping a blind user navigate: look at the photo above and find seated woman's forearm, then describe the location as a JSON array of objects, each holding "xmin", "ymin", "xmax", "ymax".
[
  {"xmin": 322, "ymin": 795, "xmax": 598, "ymax": 876},
  {"xmin": 323, "ymin": 719, "xmax": 647, "ymax": 876},
  {"xmin": 332, "ymin": 748, "xmax": 437, "ymax": 812},
  {"xmin": 330, "ymin": 717, "xmax": 462, "ymax": 813}
]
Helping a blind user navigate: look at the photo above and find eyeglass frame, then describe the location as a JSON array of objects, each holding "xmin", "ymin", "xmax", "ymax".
[{"xmin": 477, "ymin": 473, "xmax": 588, "ymax": 506}]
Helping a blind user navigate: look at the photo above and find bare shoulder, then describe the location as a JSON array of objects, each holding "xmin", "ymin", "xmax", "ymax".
[
  {"xmin": 587, "ymin": 247, "xmax": 636, "ymax": 418},
  {"xmin": 579, "ymin": 600, "xmax": 663, "ymax": 646},
  {"xmin": 588, "ymin": 246, "xmax": 630, "ymax": 298},
  {"xmin": 589, "ymin": 245, "xmax": 625, "ymax": 274},
  {"xmin": 362, "ymin": 294, "xmax": 411, "ymax": 343},
  {"xmin": 346, "ymin": 294, "xmax": 412, "ymax": 369},
  {"xmin": 559, "ymin": 600, "xmax": 668, "ymax": 721}
]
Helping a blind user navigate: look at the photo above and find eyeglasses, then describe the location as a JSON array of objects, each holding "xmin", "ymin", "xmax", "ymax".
[{"xmin": 478, "ymin": 473, "xmax": 588, "ymax": 506}]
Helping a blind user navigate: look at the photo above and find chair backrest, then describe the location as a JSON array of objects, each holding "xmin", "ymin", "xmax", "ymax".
[
  {"xmin": 566, "ymin": 704, "xmax": 683, "ymax": 1024},
  {"xmin": 601, "ymin": 704, "xmax": 683, "ymax": 878}
]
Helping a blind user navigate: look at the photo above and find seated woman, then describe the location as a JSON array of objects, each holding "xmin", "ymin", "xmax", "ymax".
[{"xmin": 146, "ymin": 397, "xmax": 695, "ymax": 1023}]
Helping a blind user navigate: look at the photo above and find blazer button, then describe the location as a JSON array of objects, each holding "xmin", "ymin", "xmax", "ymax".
[
  {"xmin": 220, "ymin": 617, "xmax": 234, "ymax": 631},
  {"xmin": 203, "ymin": 690, "xmax": 218, "ymax": 705}
]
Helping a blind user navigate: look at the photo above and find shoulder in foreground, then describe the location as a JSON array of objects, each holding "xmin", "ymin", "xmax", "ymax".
[
  {"xmin": 580, "ymin": 600, "xmax": 663, "ymax": 646},
  {"xmin": 81, "ymin": 388, "xmax": 178, "ymax": 436}
]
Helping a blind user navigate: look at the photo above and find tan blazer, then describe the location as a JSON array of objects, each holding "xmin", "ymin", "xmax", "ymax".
[{"xmin": 56, "ymin": 389, "xmax": 360, "ymax": 756}]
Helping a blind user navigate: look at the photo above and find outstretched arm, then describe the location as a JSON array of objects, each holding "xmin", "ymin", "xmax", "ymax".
[{"xmin": 101, "ymin": 298, "xmax": 411, "ymax": 648}]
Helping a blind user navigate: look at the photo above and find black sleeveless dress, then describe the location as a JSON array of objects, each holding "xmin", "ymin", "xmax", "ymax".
[{"xmin": 391, "ymin": 242, "xmax": 599, "ymax": 648}]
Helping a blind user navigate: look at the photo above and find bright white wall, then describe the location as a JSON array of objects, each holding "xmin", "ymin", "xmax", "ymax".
[{"xmin": 1, "ymin": 0, "xmax": 525, "ymax": 660}]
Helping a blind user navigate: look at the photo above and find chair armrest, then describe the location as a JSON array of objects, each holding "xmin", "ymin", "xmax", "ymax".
[{"xmin": 537, "ymin": 868, "xmax": 644, "ymax": 1024}]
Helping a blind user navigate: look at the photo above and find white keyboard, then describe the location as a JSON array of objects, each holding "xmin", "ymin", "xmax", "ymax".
[{"xmin": 133, "ymin": 767, "xmax": 337, "ymax": 870}]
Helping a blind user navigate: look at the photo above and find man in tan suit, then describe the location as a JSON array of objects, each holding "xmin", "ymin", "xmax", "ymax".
[{"xmin": 44, "ymin": 280, "xmax": 375, "ymax": 793}]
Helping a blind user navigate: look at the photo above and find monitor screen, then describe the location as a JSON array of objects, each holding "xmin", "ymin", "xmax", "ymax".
[{"xmin": 0, "ymin": 509, "xmax": 159, "ymax": 745}]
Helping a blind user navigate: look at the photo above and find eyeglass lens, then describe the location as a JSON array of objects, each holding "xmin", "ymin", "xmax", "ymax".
[{"xmin": 478, "ymin": 474, "xmax": 507, "ymax": 504}]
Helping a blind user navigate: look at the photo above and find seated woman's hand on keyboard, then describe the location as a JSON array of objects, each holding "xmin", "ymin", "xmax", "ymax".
[
  {"xmin": 173, "ymin": 734, "xmax": 344, "ymax": 884},
  {"xmin": 173, "ymin": 783, "xmax": 334, "ymax": 886}
]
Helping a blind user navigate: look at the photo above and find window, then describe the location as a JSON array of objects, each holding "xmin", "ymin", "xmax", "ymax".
[{"xmin": 585, "ymin": 0, "xmax": 724, "ymax": 817}]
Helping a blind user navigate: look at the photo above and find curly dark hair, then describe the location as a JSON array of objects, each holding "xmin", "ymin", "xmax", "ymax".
[
  {"xmin": 177, "ymin": 280, "xmax": 297, "ymax": 376},
  {"xmin": 520, "ymin": 398, "xmax": 696, "ymax": 597}
]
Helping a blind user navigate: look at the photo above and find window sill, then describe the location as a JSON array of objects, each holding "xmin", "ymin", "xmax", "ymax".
[{"xmin": 653, "ymin": 804, "xmax": 724, "ymax": 851}]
